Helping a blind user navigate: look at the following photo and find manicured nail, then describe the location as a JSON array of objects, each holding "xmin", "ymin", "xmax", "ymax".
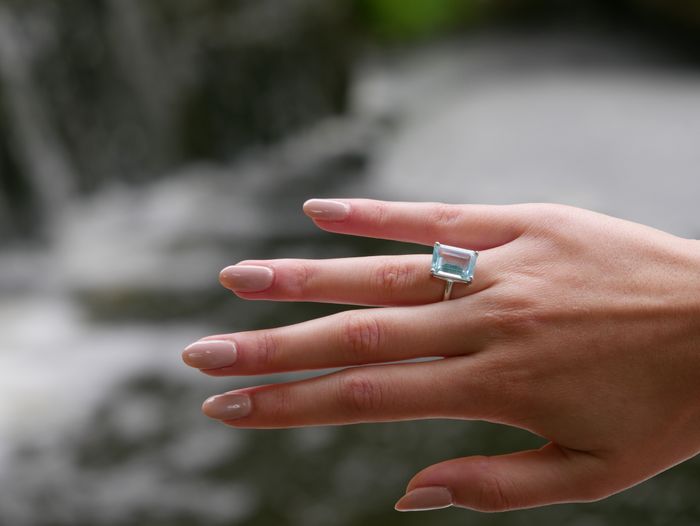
[
  {"xmin": 219, "ymin": 265, "xmax": 274, "ymax": 292},
  {"xmin": 182, "ymin": 340, "xmax": 237, "ymax": 369},
  {"xmin": 303, "ymin": 199, "xmax": 350, "ymax": 221},
  {"xmin": 394, "ymin": 486, "xmax": 454, "ymax": 512},
  {"xmin": 202, "ymin": 393, "xmax": 252, "ymax": 420}
]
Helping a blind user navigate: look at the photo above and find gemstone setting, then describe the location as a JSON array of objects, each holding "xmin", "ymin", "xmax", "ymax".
[{"xmin": 430, "ymin": 242, "xmax": 478, "ymax": 284}]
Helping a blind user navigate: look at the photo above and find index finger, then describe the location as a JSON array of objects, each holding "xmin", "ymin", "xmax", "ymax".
[{"xmin": 303, "ymin": 199, "xmax": 529, "ymax": 250}]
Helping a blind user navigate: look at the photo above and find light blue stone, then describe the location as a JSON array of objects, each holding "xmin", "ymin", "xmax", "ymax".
[{"xmin": 431, "ymin": 242, "xmax": 477, "ymax": 283}]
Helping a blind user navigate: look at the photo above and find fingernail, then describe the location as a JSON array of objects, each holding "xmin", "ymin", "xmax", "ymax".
[
  {"xmin": 219, "ymin": 265, "xmax": 274, "ymax": 292},
  {"xmin": 182, "ymin": 340, "xmax": 237, "ymax": 369},
  {"xmin": 202, "ymin": 393, "xmax": 252, "ymax": 420},
  {"xmin": 303, "ymin": 199, "xmax": 350, "ymax": 221},
  {"xmin": 394, "ymin": 487, "xmax": 454, "ymax": 512}
]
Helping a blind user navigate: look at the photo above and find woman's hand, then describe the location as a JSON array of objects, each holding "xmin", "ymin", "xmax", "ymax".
[{"xmin": 182, "ymin": 199, "xmax": 700, "ymax": 512}]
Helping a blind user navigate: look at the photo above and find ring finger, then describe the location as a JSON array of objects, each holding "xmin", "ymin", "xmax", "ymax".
[
  {"xmin": 200, "ymin": 356, "xmax": 500, "ymax": 427},
  {"xmin": 219, "ymin": 251, "xmax": 499, "ymax": 307}
]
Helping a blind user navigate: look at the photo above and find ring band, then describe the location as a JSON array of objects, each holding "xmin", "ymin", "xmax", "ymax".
[
  {"xmin": 430, "ymin": 242, "xmax": 478, "ymax": 301},
  {"xmin": 442, "ymin": 280, "xmax": 454, "ymax": 301}
]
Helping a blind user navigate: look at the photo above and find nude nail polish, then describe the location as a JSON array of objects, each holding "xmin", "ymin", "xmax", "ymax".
[
  {"xmin": 182, "ymin": 340, "xmax": 237, "ymax": 369},
  {"xmin": 202, "ymin": 393, "xmax": 252, "ymax": 420},
  {"xmin": 394, "ymin": 486, "xmax": 454, "ymax": 512},
  {"xmin": 303, "ymin": 199, "xmax": 350, "ymax": 221},
  {"xmin": 219, "ymin": 265, "xmax": 274, "ymax": 292}
]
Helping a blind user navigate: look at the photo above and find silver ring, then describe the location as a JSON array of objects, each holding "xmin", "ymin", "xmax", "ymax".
[{"xmin": 430, "ymin": 242, "xmax": 478, "ymax": 301}]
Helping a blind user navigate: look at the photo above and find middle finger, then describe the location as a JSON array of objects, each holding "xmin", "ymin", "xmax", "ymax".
[{"xmin": 183, "ymin": 298, "xmax": 494, "ymax": 376}]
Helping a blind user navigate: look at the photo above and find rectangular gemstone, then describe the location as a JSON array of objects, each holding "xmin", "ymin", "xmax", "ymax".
[{"xmin": 431, "ymin": 242, "xmax": 477, "ymax": 283}]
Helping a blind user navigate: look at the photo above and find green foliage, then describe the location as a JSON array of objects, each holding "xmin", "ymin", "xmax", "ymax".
[{"xmin": 357, "ymin": 0, "xmax": 481, "ymax": 40}]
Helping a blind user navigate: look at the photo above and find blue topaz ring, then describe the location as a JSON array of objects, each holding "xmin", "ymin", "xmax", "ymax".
[{"xmin": 430, "ymin": 242, "xmax": 478, "ymax": 301}]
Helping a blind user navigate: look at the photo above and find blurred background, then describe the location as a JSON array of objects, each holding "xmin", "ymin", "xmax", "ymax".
[{"xmin": 1, "ymin": 1, "xmax": 700, "ymax": 524}]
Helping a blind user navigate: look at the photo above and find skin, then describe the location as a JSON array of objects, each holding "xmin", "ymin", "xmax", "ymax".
[{"xmin": 183, "ymin": 199, "xmax": 700, "ymax": 512}]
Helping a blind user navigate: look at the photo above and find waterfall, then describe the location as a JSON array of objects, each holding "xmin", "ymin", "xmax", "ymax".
[
  {"xmin": 0, "ymin": 0, "xmax": 352, "ymax": 240},
  {"xmin": 0, "ymin": 6, "xmax": 74, "ymax": 220},
  {"xmin": 105, "ymin": 0, "xmax": 175, "ymax": 177}
]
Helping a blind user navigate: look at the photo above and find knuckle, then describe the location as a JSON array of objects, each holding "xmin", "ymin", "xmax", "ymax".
[
  {"xmin": 524, "ymin": 203, "xmax": 580, "ymax": 236},
  {"xmin": 338, "ymin": 312, "xmax": 383, "ymax": 360},
  {"xmin": 429, "ymin": 203, "xmax": 462, "ymax": 230},
  {"xmin": 283, "ymin": 260, "xmax": 312, "ymax": 296},
  {"xmin": 253, "ymin": 330, "xmax": 279, "ymax": 370},
  {"xmin": 261, "ymin": 386, "xmax": 295, "ymax": 423},
  {"xmin": 371, "ymin": 260, "xmax": 415, "ymax": 297},
  {"xmin": 336, "ymin": 370, "xmax": 384, "ymax": 414},
  {"xmin": 470, "ymin": 459, "xmax": 514, "ymax": 512},
  {"xmin": 475, "ymin": 475, "xmax": 512, "ymax": 512},
  {"xmin": 481, "ymin": 292, "xmax": 541, "ymax": 338},
  {"xmin": 372, "ymin": 201, "xmax": 389, "ymax": 229}
]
